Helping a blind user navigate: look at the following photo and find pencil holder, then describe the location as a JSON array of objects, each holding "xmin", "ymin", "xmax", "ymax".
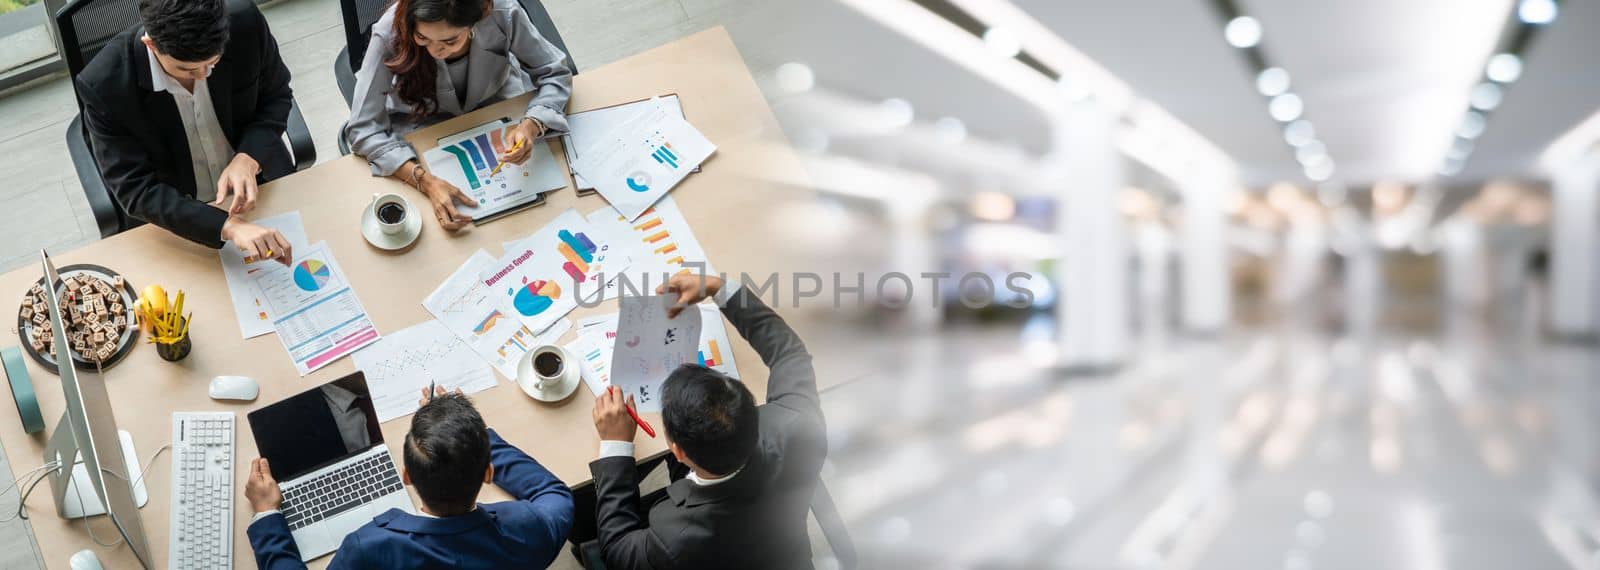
[{"xmin": 155, "ymin": 317, "xmax": 192, "ymax": 362}]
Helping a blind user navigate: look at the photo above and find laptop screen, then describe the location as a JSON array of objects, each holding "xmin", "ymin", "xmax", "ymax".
[{"xmin": 247, "ymin": 371, "xmax": 385, "ymax": 482}]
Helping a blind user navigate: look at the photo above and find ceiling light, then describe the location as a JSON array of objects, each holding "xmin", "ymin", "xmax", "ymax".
[
  {"xmin": 1486, "ymin": 53, "xmax": 1523, "ymax": 83},
  {"xmin": 1056, "ymin": 74, "xmax": 1091, "ymax": 101},
  {"xmin": 1256, "ymin": 67, "xmax": 1291, "ymax": 96},
  {"xmin": 1518, "ymin": 0, "xmax": 1558, "ymax": 24},
  {"xmin": 1296, "ymin": 142, "xmax": 1327, "ymax": 165},
  {"xmin": 1469, "ymin": 82, "xmax": 1503, "ymax": 111},
  {"xmin": 774, "ymin": 62, "xmax": 815, "ymax": 93},
  {"xmin": 982, "ymin": 27, "xmax": 1022, "ymax": 58},
  {"xmin": 1269, "ymin": 93, "xmax": 1304, "ymax": 122},
  {"xmin": 880, "ymin": 98, "xmax": 914, "ymax": 128},
  {"xmin": 1305, "ymin": 160, "xmax": 1334, "ymax": 182},
  {"xmin": 934, "ymin": 117, "xmax": 967, "ymax": 144},
  {"xmin": 1284, "ymin": 120, "xmax": 1316, "ymax": 146},
  {"xmin": 1457, "ymin": 111, "xmax": 1487, "ymax": 139},
  {"xmin": 1225, "ymin": 16, "xmax": 1262, "ymax": 48}
]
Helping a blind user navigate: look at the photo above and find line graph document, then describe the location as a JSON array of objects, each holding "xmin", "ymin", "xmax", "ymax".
[{"xmin": 353, "ymin": 320, "xmax": 497, "ymax": 423}]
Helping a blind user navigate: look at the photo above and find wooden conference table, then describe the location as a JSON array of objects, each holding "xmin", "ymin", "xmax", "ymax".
[{"xmin": 0, "ymin": 27, "xmax": 819, "ymax": 568}]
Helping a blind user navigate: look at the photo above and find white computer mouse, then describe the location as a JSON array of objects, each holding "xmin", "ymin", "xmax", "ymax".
[
  {"xmin": 69, "ymin": 550, "xmax": 103, "ymax": 570},
  {"xmin": 209, "ymin": 375, "xmax": 260, "ymax": 401}
]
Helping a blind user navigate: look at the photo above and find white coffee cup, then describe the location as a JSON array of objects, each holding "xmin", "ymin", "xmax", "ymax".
[
  {"xmin": 371, "ymin": 193, "xmax": 409, "ymax": 236},
  {"xmin": 517, "ymin": 344, "xmax": 581, "ymax": 402}
]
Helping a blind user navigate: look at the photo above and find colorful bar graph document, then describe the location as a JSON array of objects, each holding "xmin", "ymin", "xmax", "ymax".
[
  {"xmin": 488, "ymin": 209, "xmax": 630, "ymax": 332},
  {"xmin": 563, "ymin": 95, "xmax": 695, "ymax": 190},
  {"xmin": 566, "ymin": 332, "xmax": 614, "ymax": 396},
  {"xmin": 570, "ymin": 97, "xmax": 717, "ymax": 221},
  {"xmin": 423, "ymin": 250, "xmax": 572, "ymax": 380},
  {"xmin": 585, "ymin": 195, "xmax": 716, "ymax": 301},
  {"xmin": 264, "ymin": 241, "xmax": 381, "ymax": 376},
  {"xmin": 695, "ymin": 304, "xmax": 740, "ymax": 379},
  {"xmin": 219, "ymin": 211, "xmax": 310, "ymax": 338},
  {"xmin": 422, "ymin": 119, "xmax": 568, "ymax": 223},
  {"xmin": 353, "ymin": 320, "xmax": 497, "ymax": 423}
]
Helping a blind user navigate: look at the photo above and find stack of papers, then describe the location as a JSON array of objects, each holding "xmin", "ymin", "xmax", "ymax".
[
  {"xmin": 562, "ymin": 95, "xmax": 695, "ymax": 191},
  {"xmin": 569, "ymin": 97, "xmax": 717, "ymax": 221},
  {"xmin": 423, "ymin": 250, "xmax": 573, "ymax": 381},
  {"xmin": 265, "ymin": 241, "xmax": 382, "ymax": 375},
  {"xmin": 220, "ymin": 212, "xmax": 311, "ymax": 338}
]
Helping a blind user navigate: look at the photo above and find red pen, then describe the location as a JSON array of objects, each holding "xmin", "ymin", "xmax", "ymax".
[{"xmin": 613, "ymin": 386, "xmax": 657, "ymax": 438}]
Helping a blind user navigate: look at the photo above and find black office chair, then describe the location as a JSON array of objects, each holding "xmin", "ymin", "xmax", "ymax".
[
  {"xmin": 333, "ymin": 0, "xmax": 578, "ymax": 155},
  {"xmin": 572, "ymin": 481, "xmax": 858, "ymax": 570},
  {"xmin": 57, "ymin": 0, "xmax": 318, "ymax": 238}
]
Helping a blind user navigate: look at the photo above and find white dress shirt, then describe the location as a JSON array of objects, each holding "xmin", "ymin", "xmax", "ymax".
[
  {"xmin": 148, "ymin": 46, "xmax": 234, "ymax": 202},
  {"xmin": 597, "ymin": 281, "xmax": 744, "ymax": 487}
]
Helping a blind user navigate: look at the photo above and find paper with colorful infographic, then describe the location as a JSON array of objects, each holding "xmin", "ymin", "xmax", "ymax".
[
  {"xmin": 571, "ymin": 98, "xmax": 716, "ymax": 221},
  {"xmin": 484, "ymin": 208, "xmax": 629, "ymax": 335},
  {"xmin": 424, "ymin": 119, "xmax": 568, "ymax": 222},
  {"xmin": 219, "ymin": 211, "xmax": 310, "ymax": 338},
  {"xmin": 423, "ymin": 249, "xmax": 573, "ymax": 380},
  {"xmin": 563, "ymin": 95, "xmax": 695, "ymax": 190},
  {"xmin": 583, "ymin": 196, "xmax": 716, "ymax": 301},
  {"xmin": 264, "ymin": 241, "xmax": 381, "ymax": 375}
]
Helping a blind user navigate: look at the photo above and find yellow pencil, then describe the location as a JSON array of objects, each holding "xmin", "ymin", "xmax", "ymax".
[{"xmin": 489, "ymin": 138, "xmax": 525, "ymax": 177}]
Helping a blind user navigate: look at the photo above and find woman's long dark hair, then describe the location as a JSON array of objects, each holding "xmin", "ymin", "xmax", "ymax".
[{"xmin": 385, "ymin": 0, "xmax": 490, "ymax": 119}]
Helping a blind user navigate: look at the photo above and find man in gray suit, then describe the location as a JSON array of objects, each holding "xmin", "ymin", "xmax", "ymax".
[{"xmin": 579, "ymin": 273, "xmax": 827, "ymax": 569}]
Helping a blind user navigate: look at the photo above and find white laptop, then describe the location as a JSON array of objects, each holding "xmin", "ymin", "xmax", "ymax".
[{"xmin": 246, "ymin": 371, "xmax": 414, "ymax": 560}]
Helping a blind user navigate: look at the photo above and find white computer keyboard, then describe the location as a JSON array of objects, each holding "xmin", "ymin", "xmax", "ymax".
[{"xmin": 169, "ymin": 411, "xmax": 235, "ymax": 569}]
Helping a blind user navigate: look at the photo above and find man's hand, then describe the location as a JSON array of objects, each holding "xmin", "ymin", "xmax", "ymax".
[
  {"xmin": 592, "ymin": 386, "xmax": 638, "ymax": 442},
  {"xmin": 245, "ymin": 457, "xmax": 283, "ymax": 514},
  {"xmin": 222, "ymin": 217, "xmax": 292, "ymax": 266},
  {"xmin": 501, "ymin": 118, "xmax": 543, "ymax": 165},
  {"xmin": 656, "ymin": 274, "xmax": 725, "ymax": 318},
  {"xmin": 213, "ymin": 153, "xmax": 262, "ymax": 215},
  {"xmin": 418, "ymin": 172, "xmax": 476, "ymax": 231}
]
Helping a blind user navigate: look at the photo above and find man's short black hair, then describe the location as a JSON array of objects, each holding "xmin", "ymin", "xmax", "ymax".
[
  {"xmin": 662, "ymin": 365, "xmax": 758, "ymax": 475},
  {"xmin": 403, "ymin": 393, "xmax": 491, "ymax": 515},
  {"xmin": 139, "ymin": 0, "xmax": 230, "ymax": 62}
]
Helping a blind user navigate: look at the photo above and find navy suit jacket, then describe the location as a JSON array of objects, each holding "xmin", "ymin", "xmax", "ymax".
[{"xmin": 247, "ymin": 429, "xmax": 574, "ymax": 569}]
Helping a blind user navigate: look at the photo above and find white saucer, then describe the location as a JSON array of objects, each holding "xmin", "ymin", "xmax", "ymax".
[
  {"xmin": 361, "ymin": 198, "xmax": 422, "ymax": 250},
  {"xmin": 516, "ymin": 346, "xmax": 582, "ymax": 403}
]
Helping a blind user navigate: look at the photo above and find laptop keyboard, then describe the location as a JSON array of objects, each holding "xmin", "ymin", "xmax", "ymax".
[{"xmin": 279, "ymin": 452, "xmax": 404, "ymax": 531}]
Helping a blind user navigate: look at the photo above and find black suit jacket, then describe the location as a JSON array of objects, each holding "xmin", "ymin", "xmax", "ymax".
[
  {"xmin": 589, "ymin": 288, "xmax": 827, "ymax": 569},
  {"xmin": 76, "ymin": 0, "xmax": 295, "ymax": 248}
]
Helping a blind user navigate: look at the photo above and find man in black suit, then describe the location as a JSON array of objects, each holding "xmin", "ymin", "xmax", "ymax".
[
  {"xmin": 77, "ymin": 0, "xmax": 297, "ymax": 263},
  {"xmin": 579, "ymin": 273, "xmax": 828, "ymax": 569}
]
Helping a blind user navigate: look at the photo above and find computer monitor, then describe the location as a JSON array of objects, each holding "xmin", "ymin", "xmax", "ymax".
[{"xmin": 38, "ymin": 250, "xmax": 155, "ymax": 568}]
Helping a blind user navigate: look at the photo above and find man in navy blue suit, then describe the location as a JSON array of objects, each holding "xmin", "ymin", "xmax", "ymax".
[{"xmin": 244, "ymin": 389, "xmax": 574, "ymax": 569}]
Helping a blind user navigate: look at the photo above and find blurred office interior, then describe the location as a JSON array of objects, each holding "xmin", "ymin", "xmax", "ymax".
[
  {"xmin": 1, "ymin": 0, "xmax": 1599, "ymax": 567},
  {"xmin": 726, "ymin": 0, "xmax": 1600, "ymax": 568}
]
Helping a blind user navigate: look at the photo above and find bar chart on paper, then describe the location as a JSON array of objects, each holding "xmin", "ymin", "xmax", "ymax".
[
  {"xmin": 697, "ymin": 304, "xmax": 740, "ymax": 379},
  {"xmin": 586, "ymin": 196, "xmax": 715, "ymax": 299},
  {"xmin": 424, "ymin": 121, "xmax": 567, "ymax": 220}
]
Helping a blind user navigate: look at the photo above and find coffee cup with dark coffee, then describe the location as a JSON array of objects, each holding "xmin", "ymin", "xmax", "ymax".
[{"xmin": 372, "ymin": 193, "xmax": 409, "ymax": 236}]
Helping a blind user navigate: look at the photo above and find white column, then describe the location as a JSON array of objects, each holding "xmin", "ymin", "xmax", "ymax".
[
  {"xmin": 1550, "ymin": 157, "xmax": 1600, "ymax": 338},
  {"xmin": 1051, "ymin": 100, "xmax": 1129, "ymax": 370},
  {"xmin": 885, "ymin": 195, "xmax": 941, "ymax": 328},
  {"xmin": 1179, "ymin": 172, "xmax": 1232, "ymax": 332}
]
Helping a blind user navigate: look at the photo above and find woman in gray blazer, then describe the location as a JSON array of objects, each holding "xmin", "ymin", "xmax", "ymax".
[{"xmin": 344, "ymin": 0, "xmax": 572, "ymax": 231}]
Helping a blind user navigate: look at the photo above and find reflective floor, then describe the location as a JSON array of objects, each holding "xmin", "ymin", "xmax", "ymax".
[{"xmin": 818, "ymin": 305, "xmax": 1600, "ymax": 569}]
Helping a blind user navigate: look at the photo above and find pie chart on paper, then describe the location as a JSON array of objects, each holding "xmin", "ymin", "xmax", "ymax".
[{"xmin": 293, "ymin": 259, "xmax": 332, "ymax": 292}]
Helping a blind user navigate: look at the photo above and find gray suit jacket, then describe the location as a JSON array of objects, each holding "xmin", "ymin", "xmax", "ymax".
[
  {"xmin": 588, "ymin": 287, "xmax": 827, "ymax": 569},
  {"xmin": 344, "ymin": 0, "xmax": 573, "ymax": 177}
]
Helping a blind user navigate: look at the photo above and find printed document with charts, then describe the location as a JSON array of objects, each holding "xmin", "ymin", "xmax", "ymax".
[
  {"xmin": 423, "ymin": 119, "xmax": 568, "ymax": 222},
  {"xmin": 571, "ymin": 97, "xmax": 716, "ymax": 221}
]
